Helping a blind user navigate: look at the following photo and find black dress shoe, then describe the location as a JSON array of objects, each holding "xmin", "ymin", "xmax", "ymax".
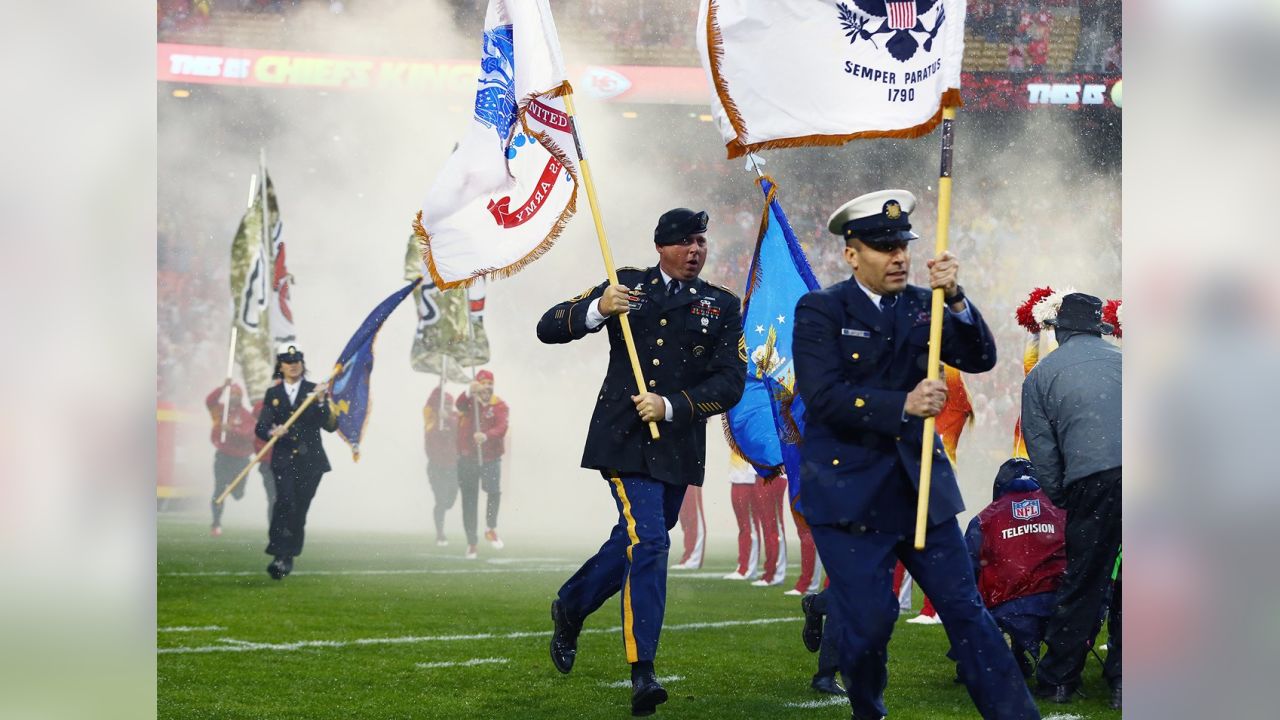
[
  {"xmin": 280, "ymin": 556, "xmax": 293, "ymax": 576},
  {"xmin": 801, "ymin": 593, "xmax": 823, "ymax": 653},
  {"xmin": 267, "ymin": 558, "xmax": 286, "ymax": 580},
  {"xmin": 1034, "ymin": 682, "xmax": 1078, "ymax": 704},
  {"xmin": 810, "ymin": 673, "xmax": 845, "ymax": 695},
  {"xmin": 549, "ymin": 600, "xmax": 581, "ymax": 674},
  {"xmin": 630, "ymin": 671, "xmax": 668, "ymax": 717}
]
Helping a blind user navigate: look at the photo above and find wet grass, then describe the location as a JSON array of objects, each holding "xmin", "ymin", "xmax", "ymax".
[{"xmin": 158, "ymin": 518, "xmax": 1120, "ymax": 719}]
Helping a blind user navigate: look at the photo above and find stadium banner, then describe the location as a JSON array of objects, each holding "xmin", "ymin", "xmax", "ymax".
[
  {"xmin": 156, "ymin": 43, "xmax": 709, "ymax": 104},
  {"xmin": 158, "ymin": 44, "xmax": 1119, "ymax": 110},
  {"xmin": 699, "ymin": 0, "xmax": 966, "ymax": 158}
]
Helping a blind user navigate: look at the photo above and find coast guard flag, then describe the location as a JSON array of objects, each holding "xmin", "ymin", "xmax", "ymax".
[
  {"xmin": 697, "ymin": 0, "xmax": 966, "ymax": 158},
  {"xmin": 415, "ymin": 0, "xmax": 580, "ymax": 289},
  {"xmin": 329, "ymin": 279, "xmax": 422, "ymax": 461},
  {"xmin": 725, "ymin": 177, "xmax": 820, "ymax": 478}
]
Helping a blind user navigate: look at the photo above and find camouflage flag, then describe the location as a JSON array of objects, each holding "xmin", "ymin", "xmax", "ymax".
[
  {"xmin": 404, "ymin": 235, "xmax": 490, "ymax": 380},
  {"xmin": 229, "ymin": 172, "xmax": 281, "ymax": 399}
]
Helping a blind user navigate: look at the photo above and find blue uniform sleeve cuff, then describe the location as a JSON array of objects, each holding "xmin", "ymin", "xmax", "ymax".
[{"xmin": 947, "ymin": 298, "xmax": 975, "ymax": 325}]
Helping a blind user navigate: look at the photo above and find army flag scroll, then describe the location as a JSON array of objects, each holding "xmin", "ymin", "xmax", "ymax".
[
  {"xmin": 697, "ymin": 0, "xmax": 965, "ymax": 158},
  {"xmin": 415, "ymin": 0, "xmax": 580, "ymax": 289}
]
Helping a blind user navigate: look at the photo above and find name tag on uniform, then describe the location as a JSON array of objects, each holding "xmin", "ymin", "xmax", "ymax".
[{"xmin": 841, "ymin": 328, "xmax": 871, "ymax": 338}]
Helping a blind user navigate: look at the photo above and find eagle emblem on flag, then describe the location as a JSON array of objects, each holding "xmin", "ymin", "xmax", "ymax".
[
  {"xmin": 474, "ymin": 25, "xmax": 517, "ymax": 141},
  {"xmin": 837, "ymin": 0, "xmax": 948, "ymax": 62}
]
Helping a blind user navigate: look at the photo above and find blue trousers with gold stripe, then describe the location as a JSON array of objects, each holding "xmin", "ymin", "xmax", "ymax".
[
  {"xmin": 810, "ymin": 518, "xmax": 1041, "ymax": 720},
  {"xmin": 557, "ymin": 474, "xmax": 687, "ymax": 664}
]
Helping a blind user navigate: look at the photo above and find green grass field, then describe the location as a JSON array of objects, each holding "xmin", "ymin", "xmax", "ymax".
[{"xmin": 158, "ymin": 518, "xmax": 1119, "ymax": 719}]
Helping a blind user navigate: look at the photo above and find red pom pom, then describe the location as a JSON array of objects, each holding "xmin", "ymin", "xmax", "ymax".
[
  {"xmin": 1016, "ymin": 287, "xmax": 1054, "ymax": 334},
  {"xmin": 1103, "ymin": 299, "xmax": 1122, "ymax": 338}
]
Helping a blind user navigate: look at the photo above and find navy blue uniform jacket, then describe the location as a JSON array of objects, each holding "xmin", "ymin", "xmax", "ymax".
[
  {"xmin": 536, "ymin": 266, "xmax": 746, "ymax": 487},
  {"xmin": 255, "ymin": 380, "xmax": 338, "ymax": 476},
  {"xmin": 793, "ymin": 280, "xmax": 997, "ymax": 529}
]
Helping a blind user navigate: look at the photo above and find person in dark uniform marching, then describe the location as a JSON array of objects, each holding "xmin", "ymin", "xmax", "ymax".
[
  {"xmin": 537, "ymin": 208, "xmax": 745, "ymax": 717},
  {"xmin": 792, "ymin": 190, "xmax": 1040, "ymax": 720},
  {"xmin": 255, "ymin": 343, "xmax": 338, "ymax": 580}
]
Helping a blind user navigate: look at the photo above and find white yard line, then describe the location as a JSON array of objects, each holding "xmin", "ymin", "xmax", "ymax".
[
  {"xmin": 783, "ymin": 696, "xmax": 848, "ymax": 709},
  {"xmin": 161, "ymin": 565, "xmax": 740, "ymax": 579},
  {"xmin": 415, "ymin": 657, "xmax": 510, "ymax": 669},
  {"xmin": 159, "ymin": 616, "xmax": 797, "ymax": 655},
  {"xmin": 598, "ymin": 675, "xmax": 684, "ymax": 689},
  {"xmin": 482, "ymin": 557, "xmax": 573, "ymax": 565},
  {"xmin": 157, "ymin": 625, "xmax": 225, "ymax": 633},
  {"xmin": 160, "ymin": 566, "xmax": 574, "ymax": 578},
  {"xmin": 1041, "ymin": 715, "xmax": 1086, "ymax": 720}
]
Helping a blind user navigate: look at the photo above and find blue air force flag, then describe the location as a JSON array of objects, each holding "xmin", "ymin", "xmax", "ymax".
[
  {"xmin": 725, "ymin": 177, "xmax": 820, "ymax": 475},
  {"xmin": 697, "ymin": 0, "xmax": 966, "ymax": 158},
  {"xmin": 329, "ymin": 279, "xmax": 422, "ymax": 460},
  {"xmin": 765, "ymin": 375, "xmax": 809, "ymax": 518}
]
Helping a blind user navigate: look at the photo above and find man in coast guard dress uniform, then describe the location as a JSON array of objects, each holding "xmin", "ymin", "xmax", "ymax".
[
  {"xmin": 537, "ymin": 208, "xmax": 745, "ymax": 717},
  {"xmin": 792, "ymin": 190, "xmax": 1040, "ymax": 720}
]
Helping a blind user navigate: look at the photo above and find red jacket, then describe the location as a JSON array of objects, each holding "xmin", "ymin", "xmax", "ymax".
[
  {"xmin": 251, "ymin": 400, "xmax": 273, "ymax": 464},
  {"xmin": 206, "ymin": 386, "xmax": 256, "ymax": 458},
  {"xmin": 423, "ymin": 388, "xmax": 458, "ymax": 466},
  {"xmin": 456, "ymin": 392, "xmax": 508, "ymax": 463},
  {"xmin": 969, "ymin": 486, "xmax": 1067, "ymax": 608}
]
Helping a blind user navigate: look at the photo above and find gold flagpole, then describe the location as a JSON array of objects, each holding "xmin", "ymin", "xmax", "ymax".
[
  {"xmin": 914, "ymin": 106, "xmax": 957, "ymax": 550},
  {"xmin": 562, "ymin": 91, "xmax": 660, "ymax": 440},
  {"xmin": 215, "ymin": 386, "xmax": 323, "ymax": 505}
]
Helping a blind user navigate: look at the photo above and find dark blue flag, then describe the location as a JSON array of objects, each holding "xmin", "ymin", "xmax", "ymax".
[
  {"xmin": 329, "ymin": 278, "xmax": 422, "ymax": 460},
  {"xmin": 725, "ymin": 176, "xmax": 820, "ymax": 512}
]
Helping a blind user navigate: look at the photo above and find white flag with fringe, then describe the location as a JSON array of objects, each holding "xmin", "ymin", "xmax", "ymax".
[
  {"xmin": 697, "ymin": 0, "xmax": 966, "ymax": 158},
  {"xmin": 415, "ymin": 0, "xmax": 579, "ymax": 289}
]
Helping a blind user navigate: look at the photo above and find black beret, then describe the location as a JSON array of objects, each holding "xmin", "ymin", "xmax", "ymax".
[{"xmin": 654, "ymin": 208, "xmax": 709, "ymax": 246}]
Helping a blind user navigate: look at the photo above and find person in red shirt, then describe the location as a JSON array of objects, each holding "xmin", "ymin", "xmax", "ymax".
[
  {"xmin": 672, "ymin": 485, "xmax": 706, "ymax": 570},
  {"xmin": 456, "ymin": 369, "xmax": 509, "ymax": 559},
  {"xmin": 958, "ymin": 457, "xmax": 1067, "ymax": 679},
  {"xmin": 251, "ymin": 398, "xmax": 276, "ymax": 522},
  {"xmin": 424, "ymin": 385, "xmax": 460, "ymax": 546},
  {"xmin": 205, "ymin": 383, "xmax": 256, "ymax": 536}
]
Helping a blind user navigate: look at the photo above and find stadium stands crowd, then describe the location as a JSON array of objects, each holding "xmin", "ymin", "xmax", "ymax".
[{"xmin": 159, "ymin": 0, "xmax": 1122, "ymax": 74}]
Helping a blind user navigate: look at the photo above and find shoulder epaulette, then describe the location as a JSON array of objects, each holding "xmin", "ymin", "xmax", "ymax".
[
  {"xmin": 567, "ymin": 284, "xmax": 596, "ymax": 303},
  {"xmin": 704, "ymin": 281, "xmax": 740, "ymax": 299}
]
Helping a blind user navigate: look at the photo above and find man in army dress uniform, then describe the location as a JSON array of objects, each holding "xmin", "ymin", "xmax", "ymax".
[
  {"xmin": 537, "ymin": 208, "xmax": 745, "ymax": 717},
  {"xmin": 792, "ymin": 190, "xmax": 1039, "ymax": 720}
]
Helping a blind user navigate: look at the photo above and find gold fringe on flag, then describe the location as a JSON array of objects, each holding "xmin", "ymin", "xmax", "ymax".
[{"xmin": 415, "ymin": 81, "xmax": 580, "ymax": 291}]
